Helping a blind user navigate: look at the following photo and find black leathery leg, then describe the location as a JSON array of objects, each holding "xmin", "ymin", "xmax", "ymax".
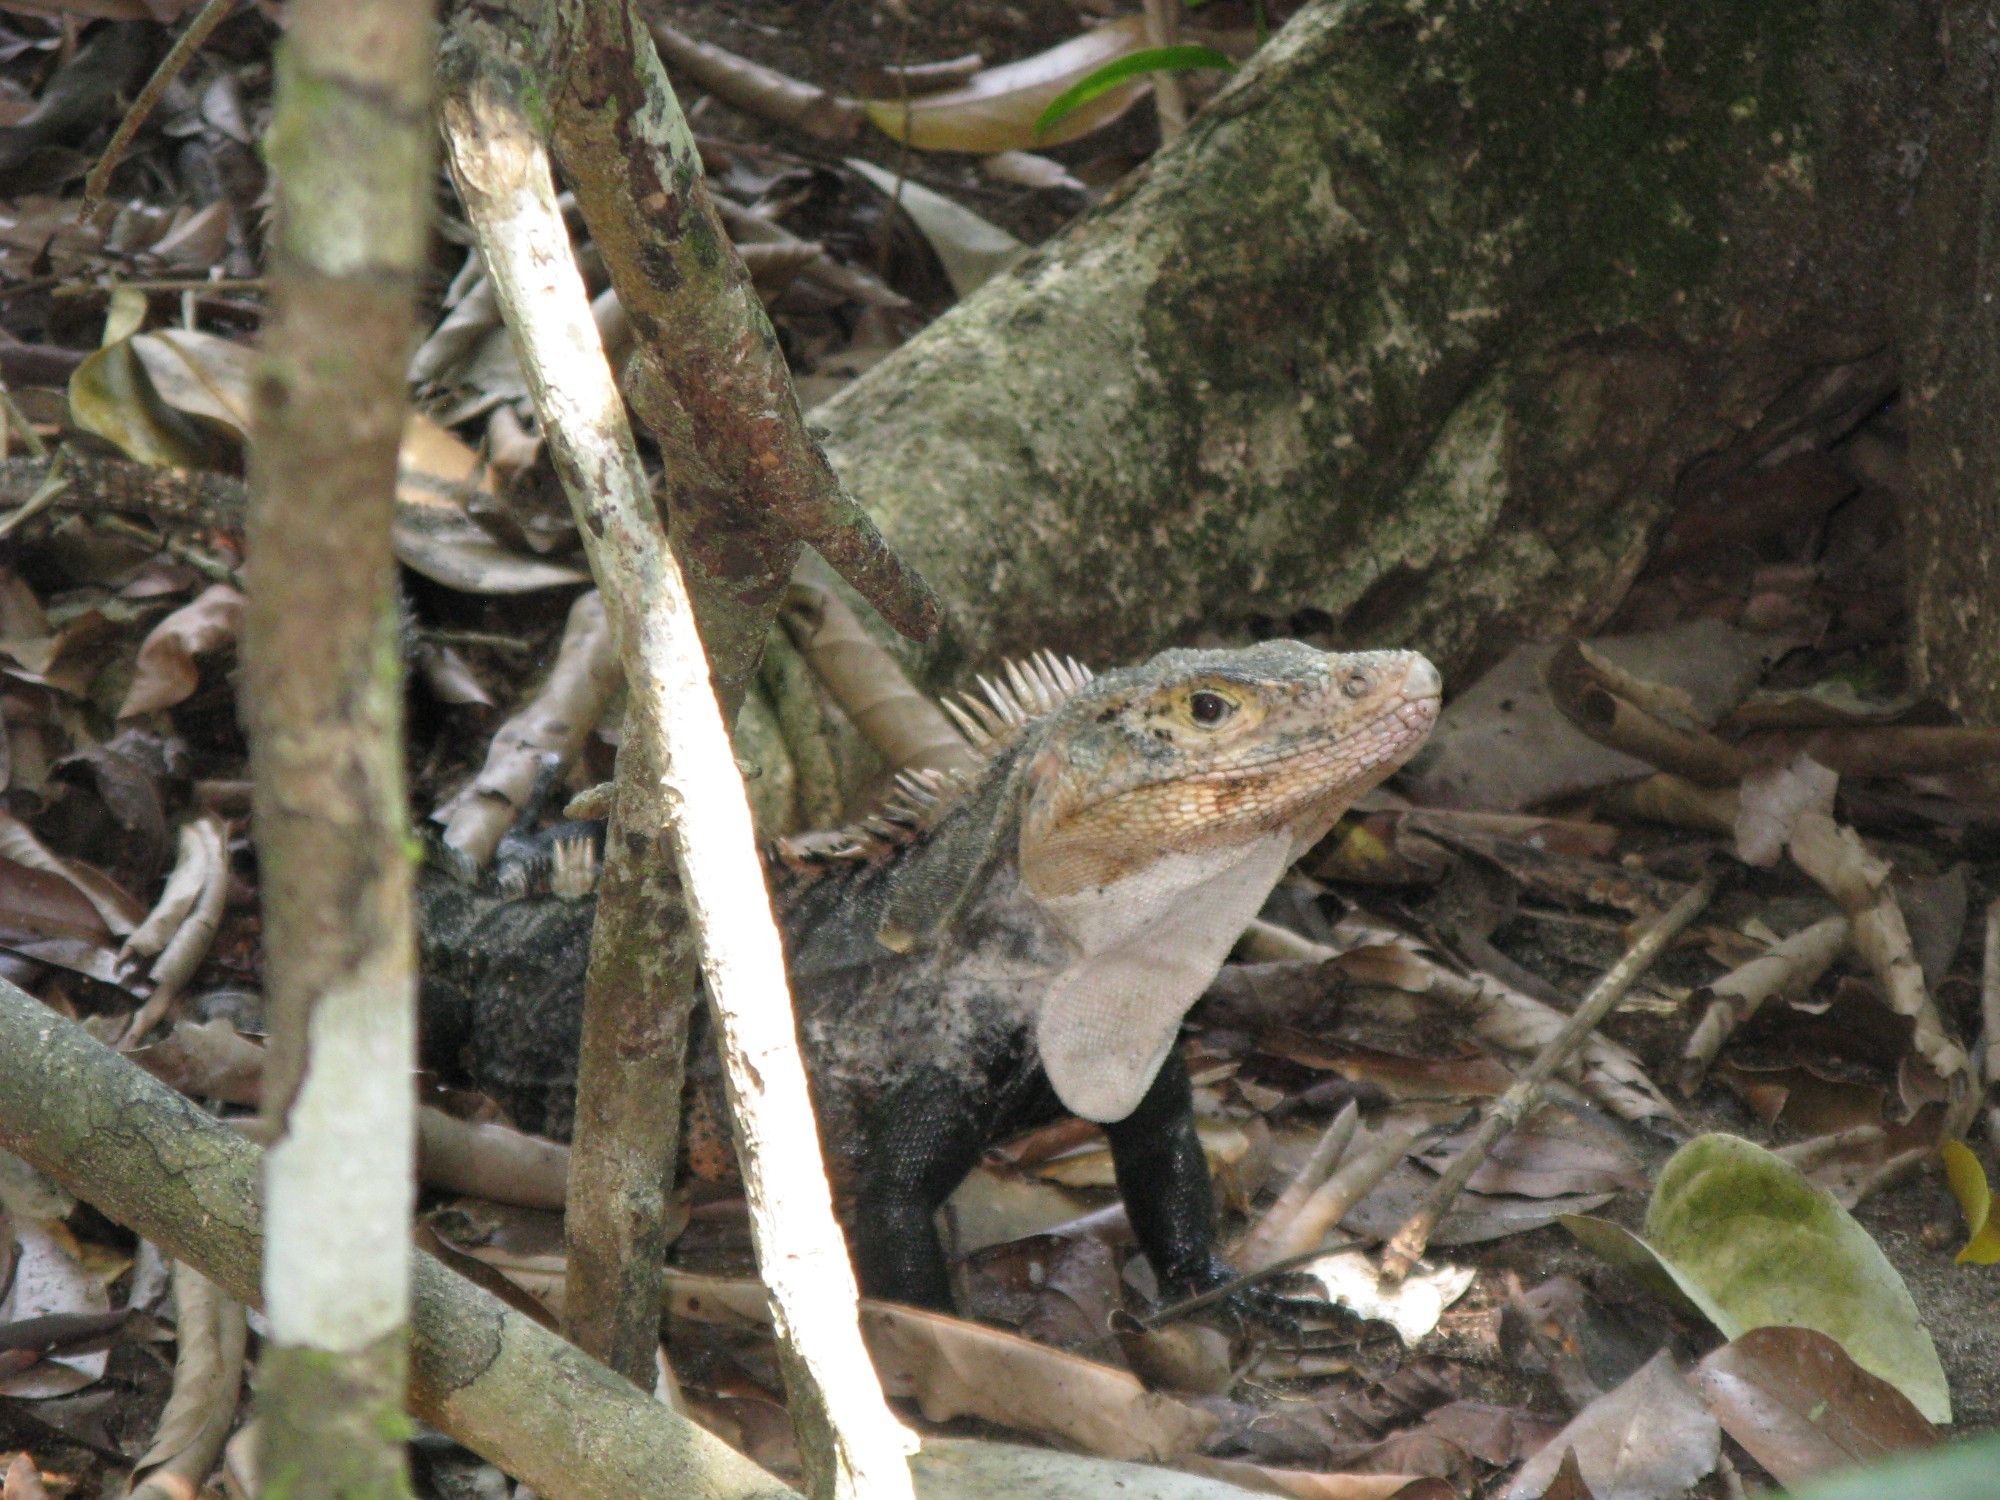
[
  {"xmin": 851, "ymin": 1068, "xmax": 996, "ymax": 1309},
  {"xmin": 1104, "ymin": 1049, "xmax": 1232, "ymax": 1296}
]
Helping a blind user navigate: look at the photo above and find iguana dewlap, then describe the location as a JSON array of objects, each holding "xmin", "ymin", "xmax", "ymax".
[{"xmin": 420, "ymin": 640, "xmax": 1440, "ymax": 1310}]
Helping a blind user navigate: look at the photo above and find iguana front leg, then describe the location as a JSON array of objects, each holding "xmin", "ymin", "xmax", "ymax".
[
  {"xmin": 851, "ymin": 1068, "xmax": 998, "ymax": 1309},
  {"xmin": 1104, "ymin": 1049, "xmax": 1233, "ymax": 1297}
]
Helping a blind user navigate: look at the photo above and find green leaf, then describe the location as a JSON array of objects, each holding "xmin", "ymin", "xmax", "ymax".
[
  {"xmin": 1565, "ymin": 1134, "xmax": 1951, "ymax": 1423},
  {"xmin": 1034, "ymin": 45, "xmax": 1235, "ymax": 139}
]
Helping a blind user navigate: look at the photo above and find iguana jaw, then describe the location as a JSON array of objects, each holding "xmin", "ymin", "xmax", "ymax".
[{"xmin": 1016, "ymin": 643, "xmax": 1442, "ymax": 1122}]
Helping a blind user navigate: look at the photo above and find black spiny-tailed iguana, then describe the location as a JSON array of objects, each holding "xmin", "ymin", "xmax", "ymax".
[{"xmin": 421, "ymin": 640, "xmax": 1441, "ymax": 1310}]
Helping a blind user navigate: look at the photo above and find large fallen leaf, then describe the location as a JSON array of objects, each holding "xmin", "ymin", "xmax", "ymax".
[
  {"xmin": 864, "ymin": 15, "xmax": 1154, "ymax": 153},
  {"xmin": 68, "ymin": 291, "xmax": 233, "ymax": 471},
  {"xmin": 391, "ymin": 415, "xmax": 587, "ymax": 593},
  {"xmin": 1566, "ymin": 1134, "xmax": 1951, "ymax": 1422},
  {"xmin": 1690, "ymin": 1326, "xmax": 1937, "ymax": 1487},
  {"xmin": 863, "ymin": 1300, "xmax": 1216, "ymax": 1462},
  {"xmin": 0, "ymin": 1212, "xmax": 111, "ymax": 1398},
  {"xmin": 847, "ymin": 159, "xmax": 1026, "ymax": 299},
  {"xmin": 916, "ymin": 1437, "xmax": 1284, "ymax": 1499},
  {"xmin": 1938, "ymin": 1139, "xmax": 2000, "ymax": 1264},
  {"xmin": 1505, "ymin": 1351, "xmax": 1718, "ymax": 1500},
  {"xmin": 118, "ymin": 583, "xmax": 243, "ymax": 718}
]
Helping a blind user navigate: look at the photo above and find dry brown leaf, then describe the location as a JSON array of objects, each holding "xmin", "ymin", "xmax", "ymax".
[
  {"xmin": 862, "ymin": 1300, "xmax": 1217, "ymax": 1461},
  {"xmin": 1505, "ymin": 1351, "xmax": 1718, "ymax": 1500},
  {"xmin": 1173, "ymin": 1458, "xmax": 1432, "ymax": 1500},
  {"xmin": 118, "ymin": 584, "xmax": 243, "ymax": 719},
  {"xmin": 1690, "ymin": 1326, "xmax": 1937, "ymax": 1487},
  {"xmin": 863, "ymin": 15, "xmax": 1154, "ymax": 153},
  {"xmin": 0, "ymin": 1453, "xmax": 46, "ymax": 1500},
  {"xmin": 127, "ymin": 1263, "xmax": 247, "ymax": 1500}
]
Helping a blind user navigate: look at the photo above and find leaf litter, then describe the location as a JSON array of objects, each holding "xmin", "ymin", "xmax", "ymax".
[{"xmin": 0, "ymin": 2, "xmax": 1992, "ymax": 1498}]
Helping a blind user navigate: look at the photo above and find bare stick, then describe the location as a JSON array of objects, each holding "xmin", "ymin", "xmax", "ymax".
[
  {"xmin": 439, "ymin": 53, "xmax": 913, "ymax": 1500},
  {"xmin": 0, "ymin": 983, "xmax": 800, "ymax": 1500},
  {"xmin": 1378, "ymin": 872, "xmax": 1718, "ymax": 1283}
]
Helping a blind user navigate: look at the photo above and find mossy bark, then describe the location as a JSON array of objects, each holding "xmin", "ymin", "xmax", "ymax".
[{"xmin": 814, "ymin": 0, "xmax": 1933, "ymax": 685}]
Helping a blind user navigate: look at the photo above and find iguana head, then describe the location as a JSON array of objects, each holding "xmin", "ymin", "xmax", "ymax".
[
  {"xmin": 1016, "ymin": 642, "xmax": 1441, "ymax": 1121},
  {"xmin": 1018, "ymin": 642, "xmax": 1441, "ymax": 899}
]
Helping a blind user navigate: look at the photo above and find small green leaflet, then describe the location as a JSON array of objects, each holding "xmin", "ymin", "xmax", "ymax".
[{"xmin": 1034, "ymin": 45, "xmax": 1235, "ymax": 139}]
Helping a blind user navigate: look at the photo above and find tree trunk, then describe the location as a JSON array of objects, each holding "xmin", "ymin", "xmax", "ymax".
[
  {"xmin": 813, "ymin": 0, "xmax": 1933, "ymax": 687},
  {"xmin": 247, "ymin": 2, "xmax": 432, "ymax": 1496},
  {"xmin": 1892, "ymin": 0, "xmax": 2000, "ymax": 722}
]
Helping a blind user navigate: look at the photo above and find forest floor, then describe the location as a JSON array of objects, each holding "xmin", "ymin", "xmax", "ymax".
[{"xmin": 0, "ymin": 4, "xmax": 1991, "ymax": 1500}]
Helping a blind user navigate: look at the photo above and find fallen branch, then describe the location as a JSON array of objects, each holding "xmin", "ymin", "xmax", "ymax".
[
  {"xmin": 1378, "ymin": 871, "xmax": 1719, "ymax": 1284},
  {"xmin": 439, "ymin": 50, "xmax": 913, "ymax": 1500},
  {"xmin": 0, "ymin": 983, "xmax": 800, "ymax": 1500}
]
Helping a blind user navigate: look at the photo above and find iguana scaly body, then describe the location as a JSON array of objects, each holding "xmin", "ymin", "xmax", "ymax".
[{"xmin": 421, "ymin": 640, "xmax": 1441, "ymax": 1308}]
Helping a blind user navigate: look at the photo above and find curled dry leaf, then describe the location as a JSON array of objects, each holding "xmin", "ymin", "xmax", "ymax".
[
  {"xmin": 433, "ymin": 590, "xmax": 618, "ymax": 874},
  {"xmin": 119, "ymin": 814, "xmax": 228, "ymax": 1048},
  {"xmin": 1544, "ymin": 638, "xmax": 1760, "ymax": 788},
  {"xmin": 863, "ymin": 1305, "xmax": 1221, "ymax": 1464},
  {"xmin": 1690, "ymin": 1325, "xmax": 1937, "ymax": 1488},
  {"xmin": 118, "ymin": 583, "xmax": 243, "ymax": 718},
  {"xmin": 1786, "ymin": 811, "xmax": 1968, "ymax": 1084},
  {"xmin": 1505, "ymin": 1351, "xmax": 1718, "ymax": 1500},
  {"xmin": 1735, "ymin": 753, "xmax": 1839, "ymax": 866},
  {"xmin": 416, "ymin": 1109, "xmax": 570, "ymax": 1212},
  {"xmin": 1680, "ymin": 914, "xmax": 1850, "ymax": 1094},
  {"xmin": 127, "ymin": 1263, "xmax": 247, "ymax": 1500},
  {"xmin": 864, "ymin": 15, "xmax": 1155, "ymax": 153},
  {"xmin": 1174, "ymin": 1459, "xmax": 1440, "ymax": 1500},
  {"xmin": 779, "ymin": 582, "xmax": 979, "ymax": 779},
  {"xmin": 1, "ymin": 1453, "xmax": 46, "ymax": 1500},
  {"xmin": 130, "ymin": 1016, "xmax": 263, "ymax": 1106}
]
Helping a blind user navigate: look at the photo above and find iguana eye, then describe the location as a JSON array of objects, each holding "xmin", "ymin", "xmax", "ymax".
[
  {"xmin": 1189, "ymin": 690, "xmax": 1232, "ymax": 725},
  {"xmin": 1341, "ymin": 668, "xmax": 1374, "ymax": 699}
]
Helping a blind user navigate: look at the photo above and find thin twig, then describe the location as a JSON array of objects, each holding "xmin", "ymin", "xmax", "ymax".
[
  {"xmin": 1378, "ymin": 871, "xmax": 1718, "ymax": 1283},
  {"xmin": 79, "ymin": 0, "xmax": 240, "ymax": 217}
]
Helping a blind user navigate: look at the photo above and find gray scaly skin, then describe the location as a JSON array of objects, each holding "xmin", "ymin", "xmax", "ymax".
[{"xmin": 420, "ymin": 640, "xmax": 1442, "ymax": 1309}]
